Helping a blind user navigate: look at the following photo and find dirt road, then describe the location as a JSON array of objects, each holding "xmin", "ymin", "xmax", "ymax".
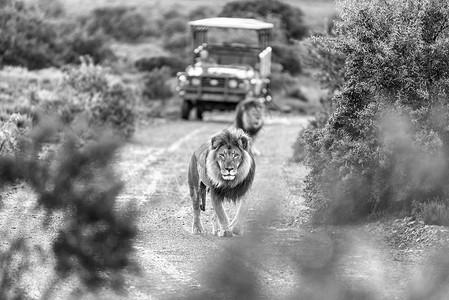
[{"xmin": 108, "ymin": 112, "xmax": 414, "ymax": 300}]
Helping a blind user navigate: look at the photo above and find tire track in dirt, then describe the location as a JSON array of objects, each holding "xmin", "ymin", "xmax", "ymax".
[
  {"xmin": 115, "ymin": 124, "xmax": 210, "ymax": 299},
  {"xmin": 117, "ymin": 127, "xmax": 205, "ymax": 206}
]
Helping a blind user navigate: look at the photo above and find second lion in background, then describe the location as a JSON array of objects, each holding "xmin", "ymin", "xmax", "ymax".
[{"xmin": 234, "ymin": 98, "xmax": 265, "ymax": 156}]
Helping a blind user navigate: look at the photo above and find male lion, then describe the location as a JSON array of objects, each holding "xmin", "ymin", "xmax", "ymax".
[
  {"xmin": 188, "ymin": 128, "xmax": 255, "ymax": 237},
  {"xmin": 235, "ymin": 98, "xmax": 265, "ymax": 155}
]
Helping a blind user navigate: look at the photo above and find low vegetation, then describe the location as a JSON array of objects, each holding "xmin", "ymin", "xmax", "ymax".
[{"xmin": 0, "ymin": 119, "xmax": 137, "ymax": 298}]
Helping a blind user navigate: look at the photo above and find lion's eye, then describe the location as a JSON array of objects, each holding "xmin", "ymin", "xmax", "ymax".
[
  {"xmin": 219, "ymin": 153, "xmax": 225, "ymax": 159},
  {"xmin": 233, "ymin": 153, "xmax": 240, "ymax": 158}
]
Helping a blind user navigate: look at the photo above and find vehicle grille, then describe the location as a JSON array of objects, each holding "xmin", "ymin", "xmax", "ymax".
[{"xmin": 201, "ymin": 77, "xmax": 226, "ymax": 88}]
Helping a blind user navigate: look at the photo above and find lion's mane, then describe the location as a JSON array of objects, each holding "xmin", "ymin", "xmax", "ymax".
[
  {"xmin": 235, "ymin": 98, "xmax": 264, "ymax": 138},
  {"xmin": 206, "ymin": 129, "xmax": 255, "ymax": 202}
]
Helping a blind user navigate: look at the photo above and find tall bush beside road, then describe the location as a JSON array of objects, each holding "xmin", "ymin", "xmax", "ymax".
[
  {"xmin": 0, "ymin": 121, "xmax": 137, "ymax": 298},
  {"xmin": 298, "ymin": 0, "xmax": 449, "ymax": 223},
  {"xmin": 62, "ymin": 57, "xmax": 136, "ymax": 139}
]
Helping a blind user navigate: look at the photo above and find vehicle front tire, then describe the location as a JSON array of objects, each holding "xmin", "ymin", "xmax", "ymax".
[
  {"xmin": 196, "ymin": 105, "xmax": 204, "ymax": 120},
  {"xmin": 181, "ymin": 100, "xmax": 192, "ymax": 120}
]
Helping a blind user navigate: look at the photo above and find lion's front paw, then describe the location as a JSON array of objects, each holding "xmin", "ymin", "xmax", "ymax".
[
  {"xmin": 219, "ymin": 230, "xmax": 234, "ymax": 237},
  {"xmin": 192, "ymin": 222, "xmax": 204, "ymax": 234},
  {"xmin": 230, "ymin": 225, "xmax": 244, "ymax": 236}
]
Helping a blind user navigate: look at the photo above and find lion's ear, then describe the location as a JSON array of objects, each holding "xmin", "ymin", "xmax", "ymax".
[
  {"xmin": 240, "ymin": 135, "xmax": 251, "ymax": 151},
  {"xmin": 210, "ymin": 135, "xmax": 220, "ymax": 150}
]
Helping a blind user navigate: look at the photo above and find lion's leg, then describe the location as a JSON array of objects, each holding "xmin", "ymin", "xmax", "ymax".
[
  {"xmin": 199, "ymin": 182, "xmax": 206, "ymax": 211},
  {"xmin": 230, "ymin": 196, "xmax": 250, "ymax": 235},
  {"xmin": 211, "ymin": 213, "xmax": 220, "ymax": 236},
  {"xmin": 211, "ymin": 192, "xmax": 233, "ymax": 237},
  {"xmin": 191, "ymin": 184, "xmax": 204, "ymax": 234}
]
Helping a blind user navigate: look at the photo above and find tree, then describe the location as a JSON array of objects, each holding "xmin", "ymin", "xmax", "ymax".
[{"xmin": 299, "ymin": 0, "xmax": 449, "ymax": 223}]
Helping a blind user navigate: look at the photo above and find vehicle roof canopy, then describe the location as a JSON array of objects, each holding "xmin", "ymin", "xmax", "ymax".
[{"xmin": 189, "ymin": 18, "xmax": 273, "ymax": 31}]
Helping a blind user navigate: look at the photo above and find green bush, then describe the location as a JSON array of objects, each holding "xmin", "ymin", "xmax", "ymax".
[
  {"xmin": 417, "ymin": 199, "xmax": 449, "ymax": 226},
  {"xmin": 85, "ymin": 6, "xmax": 155, "ymax": 42},
  {"xmin": 298, "ymin": 0, "xmax": 449, "ymax": 223},
  {"xmin": 162, "ymin": 32, "xmax": 189, "ymax": 56},
  {"xmin": 0, "ymin": 1, "xmax": 113, "ymax": 69},
  {"xmin": 188, "ymin": 5, "xmax": 218, "ymax": 20},
  {"xmin": 60, "ymin": 27, "xmax": 115, "ymax": 64},
  {"xmin": 142, "ymin": 67, "xmax": 174, "ymax": 101},
  {"xmin": 0, "ymin": 114, "xmax": 28, "ymax": 156},
  {"xmin": 0, "ymin": 121, "xmax": 137, "ymax": 296},
  {"xmin": 37, "ymin": 0, "xmax": 65, "ymax": 18},
  {"xmin": 161, "ymin": 17, "xmax": 187, "ymax": 37},
  {"xmin": 0, "ymin": 1, "xmax": 60, "ymax": 69},
  {"xmin": 272, "ymin": 44, "xmax": 302, "ymax": 75},
  {"xmin": 135, "ymin": 56, "xmax": 186, "ymax": 75},
  {"xmin": 63, "ymin": 57, "xmax": 136, "ymax": 139}
]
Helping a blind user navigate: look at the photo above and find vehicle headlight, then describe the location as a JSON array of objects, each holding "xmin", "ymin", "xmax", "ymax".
[
  {"xmin": 191, "ymin": 77, "xmax": 201, "ymax": 86},
  {"xmin": 228, "ymin": 79, "xmax": 238, "ymax": 89},
  {"xmin": 187, "ymin": 66, "xmax": 203, "ymax": 76}
]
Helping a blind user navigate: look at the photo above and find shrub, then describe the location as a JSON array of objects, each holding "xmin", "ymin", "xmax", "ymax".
[
  {"xmin": 60, "ymin": 29, "xmax": 115, "ymax": 65},
  {"xmin": 142, "ymin": 67, "xmax": 174, "ymax": 101},
  {"xmin": 85, "ymin": 6, "xmax": 152, "ymax": 42},
  {"xmin": 37, "ymin": 0, "xmax": 65, "ymax": 18},
  {"xmin": 0, "ymin": 114, "xmax": 27, "ymax": 156},
  {"xmin": 270, "ymin": 71, "xmax": 297, "ymax": 92},
  {"xmin": 271, "ymin": 44, "xmax": 302, "ymax": 75},
  {"xmin": 220, "ymin": 0, "xmax": 309, "ymax": 42},
  {"xmin": 161, "ymin": 17, "xmax": 187, "ymax": 37},
  {"xmin": 188, "ymin": 5, "xmax": 218, "ymax": 20},
  {"xmin": 63, "ymin": 57, "xmax": 136, "ymax": 139},
  {"xmin": 0, "ymin": 1, "xmax": 60, "ymax": 69},
  {"xmin": 417, "ymin": 200, "xmax": 449, "ymax": 226},
  {"xmin": 162, "ymin": 32, "xmax": 189, "ymax": 56},
  {"xmin": 0, "ymin": 121, "xmax": 137, "ymax": 296},
  {"xmin": 298, "ymin": 0, "xmax": 449, "ymax": 223},
  {"xmin": 135, "ymin": 56, "xmax": 185, "ymax": 75},
  {"xmin": 0, "ymin": 1, "xmax": 113, "ymax": 69}
]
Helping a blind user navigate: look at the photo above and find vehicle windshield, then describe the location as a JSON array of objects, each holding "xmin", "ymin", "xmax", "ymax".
[{"xmin": 207, "ymin": 28, "xmax": 259, "ymax": 48}]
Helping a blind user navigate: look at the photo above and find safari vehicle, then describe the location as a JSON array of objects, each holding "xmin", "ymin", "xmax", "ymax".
[{"xmin": 177, "ymin": 17, "xmax": 273, "ymax": 120}]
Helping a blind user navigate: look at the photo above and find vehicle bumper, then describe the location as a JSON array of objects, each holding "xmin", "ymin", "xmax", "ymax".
[{"xmin": 180, "ymin": 91, "xmax": 246, "ymax": 103}]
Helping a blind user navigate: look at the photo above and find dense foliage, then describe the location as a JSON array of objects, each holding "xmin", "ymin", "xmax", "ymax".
[
  {"xmin": 84, "ymin": 6, "xmax": 158, "ymax": 42},
  {"xmin": 219, "ymin": 0, "xmax": 309, "ymax": 41},
  {"xmin": 135, "ymin": 56, "xmax": 185, "ymax": 75},
  {"xmin": 271, "ymin": 44, "xmax": 303, "ymax": 75},
  {"xmin": 0, "ymin": 121, "xmax": 137, "ymax": 297},
  {"xmin": 0, "ymin": 0, "xmax": 113, "ymax": 69},
  {"xmin": 61, "ymin": 57, "xmax": 136, "ymax": 139},
  {"xmin": 142, "ymin": 67, "xmax": 174, "ymax": 101},
  {"xmin": 299, "ymin": 0, "xmax": 449, "ymax": 223}
]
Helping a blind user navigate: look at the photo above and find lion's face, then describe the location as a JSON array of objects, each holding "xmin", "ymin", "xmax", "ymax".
[
  {"xmin": 206, "ymin": 128, "xmax": 253, "ymax": 187},
  {"xmin": 242, "ymin": 100, "xmax": 264, "ymax": 130},
  {"xmin": 216, "ymin": 145, "xmax": 244, "ymax": 180}
]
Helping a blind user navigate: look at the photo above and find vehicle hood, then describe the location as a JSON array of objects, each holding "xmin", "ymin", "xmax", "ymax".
[
  {"xmin": 206, "ymin": 66, "xmax": 254, "ymax": 78},
  {"xmin": 186, "ymin": 65, "xmax": 254, "ymax": 79}
]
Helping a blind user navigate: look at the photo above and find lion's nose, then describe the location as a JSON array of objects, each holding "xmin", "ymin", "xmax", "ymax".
[{"xmin": 225, "ymin": 167, "xmax": 233, "ymax": 172}]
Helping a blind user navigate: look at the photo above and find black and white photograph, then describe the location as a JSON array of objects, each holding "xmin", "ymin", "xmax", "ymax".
[{"xmin": 1, "ymin": 0, "xmax": 449, "ymax": 299}]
